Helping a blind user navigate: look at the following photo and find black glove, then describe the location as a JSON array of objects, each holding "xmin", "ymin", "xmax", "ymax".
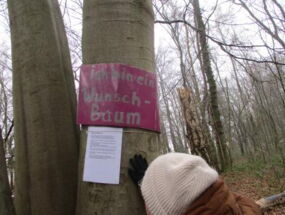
[{"xmin": 128, "ymin": 154, "xmax": 148, "ymax": 186}]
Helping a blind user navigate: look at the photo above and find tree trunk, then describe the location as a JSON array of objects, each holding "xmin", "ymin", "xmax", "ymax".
[
  {"xmin": 192, "ymin": 0, "xmax": 230, "ymax": 171},
  {"xmin": 157, "ymin": 68, "xmax": 184, "ymax": 152},
  {"xmin": 0, "ymin": 128, "xmax": 15, "ymax": 215},
  {"xmin": 178, "ymin": 88, "xmax": 218, "ymax": 168},
  {"xmin": 159, "ymin": 119, "xmax": 171, "ymax": 153},
  {"xmin": 7, "ymin": 0, "xmax": 79, "ymax": 214},
  {"xmin": 76, "ymin": 0, "xmax": 161, "ymax": 214}
]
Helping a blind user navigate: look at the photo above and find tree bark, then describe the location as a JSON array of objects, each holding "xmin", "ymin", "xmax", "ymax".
[
  {"xmin": 76, "ymin": 0, "xmax": 161, "ymax": 214},
  {"xmin": 7, "ymin": 0, "xmax": 79, "ymax": 214},
  {"xmin": 178, "ymin": 88, "xmax": 218, "ymax": 167}
]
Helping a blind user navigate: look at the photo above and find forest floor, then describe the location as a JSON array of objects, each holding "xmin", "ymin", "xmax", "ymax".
[{"xmin": 223, "ymin": 165, "xmax": 285, "ymax": 214}]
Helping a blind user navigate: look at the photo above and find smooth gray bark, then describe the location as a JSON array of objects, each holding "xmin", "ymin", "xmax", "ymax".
[
  {"xmin": 76, "ymin": 0, "xmax": 161, "ymax": 214},
  {"xmin": 7, "ymin": 0, "xmax": 79, "ymax": 214}
]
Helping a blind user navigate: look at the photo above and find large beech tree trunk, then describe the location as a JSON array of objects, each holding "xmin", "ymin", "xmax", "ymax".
[
  {"xmin": 76, "ymin": 0, "xmax": 161, "ymax": 214},
  {"xmin": 7, "ymin": 0, "xmax": 79, "ymax": 214}
]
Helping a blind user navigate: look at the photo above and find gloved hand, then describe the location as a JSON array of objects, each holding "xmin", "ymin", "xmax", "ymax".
[{"xmin": 128, "ymin": 154, "xmax": 148, "ymax": 186}]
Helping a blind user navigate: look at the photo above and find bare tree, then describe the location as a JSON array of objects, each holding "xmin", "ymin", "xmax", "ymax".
[{"xmin": 0, "ymin": 126, "xmax": 15, "ymax": 215}]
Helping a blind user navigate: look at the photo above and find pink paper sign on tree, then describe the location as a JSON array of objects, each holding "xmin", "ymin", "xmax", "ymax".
[{"xmin": 77, "ymin": 63, "xmax": 160, "ymax": 132}]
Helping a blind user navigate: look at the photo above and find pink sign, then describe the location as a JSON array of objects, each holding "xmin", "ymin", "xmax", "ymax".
[{"xmin": 77, "ymin": 63, "xmax": 160, "ymax": 132}]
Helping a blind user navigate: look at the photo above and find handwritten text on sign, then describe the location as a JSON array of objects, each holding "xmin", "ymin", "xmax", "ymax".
[{"xmin": 77, "ymin": 64, "xmax": 160, "ymax": 132}]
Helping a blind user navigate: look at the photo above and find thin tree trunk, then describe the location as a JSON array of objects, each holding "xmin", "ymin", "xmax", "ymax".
[
  {"xmin": 192, "ymin": 0, "xmax": 230, "ymax": 171},
  {"xmin": 0, "ymin": 128, "xmax": 15, "ymax": 215},
  {"xmin": 159, "ymin": 118, "xmax": 171, "ymax": 153},
  {"xmin": 76, "ymin": 1, "xmax": 161, "ymax": 214},
  {"xmin": 158, "ymin": 70, "xmax": 183, "ymax": 152},
  {"xmin": 7, "ymin": 0, "xmax": 79, "ymax": 214},
  {"xmin": 169, "ymin": 90, "xmax": 187, "ymax": 152}
]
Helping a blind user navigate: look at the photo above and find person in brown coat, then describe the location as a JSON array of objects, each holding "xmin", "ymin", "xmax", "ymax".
[{"xmin": 129, "ymin": 153, "xmax": 262, "ymax": 215}]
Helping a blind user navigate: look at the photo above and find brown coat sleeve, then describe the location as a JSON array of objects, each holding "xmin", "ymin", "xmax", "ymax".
[
  {"xmin": 234, "ymin": 193, "xmax": 263, "ymax": 215},
  {"xmin": 184, "ymin": 179, "xmax": 262, "ymax": 215}
]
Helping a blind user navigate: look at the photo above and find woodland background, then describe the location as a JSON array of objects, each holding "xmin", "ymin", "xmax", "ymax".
[{"xmin": 0, "ymin": 0, "xmax": 285, "ymax": 214}]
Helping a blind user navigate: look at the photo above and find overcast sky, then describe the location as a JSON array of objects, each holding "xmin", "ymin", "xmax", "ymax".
[
  {"xmin": 1, "ymin": 0, "xmax": 284, "ymax": 69},
  {"xmin": 0, "ymin": 1, "xmax": 253, "ymax": 49}
]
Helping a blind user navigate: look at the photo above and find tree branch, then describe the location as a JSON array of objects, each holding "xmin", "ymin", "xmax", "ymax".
[
  {"xmin": 4, "ymin": 120, "xmax": 14, "ymax": 143},
  {"xmin": 155, "ymin": 19, "xmax": 285, "ymax": 65}
]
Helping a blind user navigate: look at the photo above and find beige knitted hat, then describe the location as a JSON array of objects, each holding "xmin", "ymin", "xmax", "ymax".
[{"xmin": 141, "ymin": 153, "xmax": 218, "ymax": 215}]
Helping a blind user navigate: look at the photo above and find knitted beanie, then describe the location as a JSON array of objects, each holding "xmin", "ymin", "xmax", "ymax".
[{"xmin": 141, "ymin": 153, "xmax": 219, "ymax": 215}]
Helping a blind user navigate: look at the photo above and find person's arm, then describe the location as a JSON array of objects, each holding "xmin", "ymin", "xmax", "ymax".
[{"xmin": 234, "ymin": 193, "xmax": 263, "ymax": 215}]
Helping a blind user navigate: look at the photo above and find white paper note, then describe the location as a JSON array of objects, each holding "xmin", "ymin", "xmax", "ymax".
[{"xmin": 83, "ymin": 126, "xmax": 123, "ymax": 184}]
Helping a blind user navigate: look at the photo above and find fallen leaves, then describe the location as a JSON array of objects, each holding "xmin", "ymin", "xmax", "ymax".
[{"xmin": 222, "ymin": 171, "xmax": 285, "ymax": 215}]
